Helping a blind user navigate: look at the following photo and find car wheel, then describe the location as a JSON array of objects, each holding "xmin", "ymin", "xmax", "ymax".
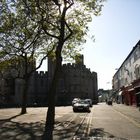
[{"xmin": 87, "ymin": 110, "xmax": 91, "ymax": 113}]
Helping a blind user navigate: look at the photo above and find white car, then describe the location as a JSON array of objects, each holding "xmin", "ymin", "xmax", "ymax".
[
  {"xmin": 73, "ymin": 100, "xmax": 90, "ymax": 112},
  {"xmin": 72, "ymin": 98, "xmax": 80, "ymax": 106}
]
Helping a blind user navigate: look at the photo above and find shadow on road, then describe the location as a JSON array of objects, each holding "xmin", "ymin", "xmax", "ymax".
[
  {"xmin": 0, "ymin": 115, "xmax": 128, "ymax": 140},
  {"xmin": 0, "ymin": 114, "xmax": 22, "ymax": 122},
  {"xmin": 89, "ymin": 128, "xmax": 128, "ymax": 140},
  {"xmin": 54, "ymin": 120, "xmax": 128, "ymax": 140},
  {"xmin": 0, "ymin": 114, "xmax": 44, "ymax": 140}
]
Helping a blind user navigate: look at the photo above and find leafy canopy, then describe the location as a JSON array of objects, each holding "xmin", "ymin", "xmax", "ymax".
[{"xmin": 0, "ymin": 0, "xmax": 105, "ymax": 63}]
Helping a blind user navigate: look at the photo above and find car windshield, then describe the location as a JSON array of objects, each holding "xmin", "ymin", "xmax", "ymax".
[{"xmin": 78, "ymin": 100, "xmax": 88, "ymax": 104}]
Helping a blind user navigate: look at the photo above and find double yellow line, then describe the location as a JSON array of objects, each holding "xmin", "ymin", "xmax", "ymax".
[{"xmin": 84, "ymin": 112, "xmax": 93, "ymax": 137}]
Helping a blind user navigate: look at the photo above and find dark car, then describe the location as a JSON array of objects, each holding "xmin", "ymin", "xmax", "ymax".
[
  {"xmin": 73, "ymin": 100, "xmax": 90, "ymax": 112},
  {"xmin": 85, "ymin": 99, "xmax": 92, "ymax": 107},
  {"xmin": 107, "ymin": 100, "xmax": 112, "ymax": 105}
]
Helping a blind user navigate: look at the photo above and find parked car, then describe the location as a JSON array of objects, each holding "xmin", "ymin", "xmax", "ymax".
[
  {"xmin": 107, "ymin": 100, "xmax": 112, "ymax": 105},
  {"xmin": 73, "ymin": 100, "xmax": 90, "ymax": 112},
  {"xmin": 85, "ymin": 99, "xmax": 92, "ymax": 107},
  {"xmin": 72, "ymin": 98, "xmax": 80, "ymax": 106}
]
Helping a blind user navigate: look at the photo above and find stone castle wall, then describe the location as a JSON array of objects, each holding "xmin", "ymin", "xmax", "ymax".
[
  {"xmin": 0, "ymin": 56, "xmax": 98, "ymax": 106},
  {"xmin": 55, "ymin": 62, "xmax": 98, "ymax": 105}
]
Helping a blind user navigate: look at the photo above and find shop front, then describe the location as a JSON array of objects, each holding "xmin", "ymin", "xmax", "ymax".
[
  {"xmin": 132, "ymin": 78, "xmax": 140, "ymax": 107},
  {"xmin": 122, "ymin": 85, "xmax": 136, "ymax": 106}
]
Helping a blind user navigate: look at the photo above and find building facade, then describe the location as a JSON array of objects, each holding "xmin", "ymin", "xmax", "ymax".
[
  {"xmin": 48, "ymin": 55, "xmax": 98, "ymax": 105},
  {"xmin": 112, "ymin": 40, "xmax": 140, "ymax": 106},
  {"xmin": 98, "ymin": 89, "xmax": 113, "ymax": 103}
]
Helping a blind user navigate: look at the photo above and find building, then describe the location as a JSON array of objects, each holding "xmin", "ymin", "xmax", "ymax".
[
  {"xmin": 48, "ymin": 55, "xmax": 98, "ymax": 105},
  {"xmin": 0, "ymin": 55, "xmax": 98, "ymax": 107},
  {"xmin": 112, "ymin": 40, "xmax": 140, "ymax": 106},
  {"xmin": 98, "ymin": 89, "xmax": 113, "ymax": 103}
]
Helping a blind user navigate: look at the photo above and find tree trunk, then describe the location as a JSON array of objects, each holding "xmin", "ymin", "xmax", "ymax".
[
  {"xmin": 42, "ymin": 6, "xmax": 65, "ymax": 139},
  {"xmin": 20, "ymin": 78, "xmax": 28, "ymax": 114},
  {"xmin": 42, "ymin": 54, "xmax": 62, "ymax": 140}
]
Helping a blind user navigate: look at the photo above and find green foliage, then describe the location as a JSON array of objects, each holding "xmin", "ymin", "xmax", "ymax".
[{"xmin": 0, "ymin": 0, "xmax": 105, "ymax": 63}]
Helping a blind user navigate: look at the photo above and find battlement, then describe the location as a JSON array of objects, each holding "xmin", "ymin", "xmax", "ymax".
[
  {"xmin": 62, "ymin": 63, "xmax": 86, "ymax": 69},
  {"xmin": 62, "ymin": 63, "xmax": 93, "ymax": 74},
  {"xmin": 33, "ymin": 71, "xmax": 48, "ymax": 77}
]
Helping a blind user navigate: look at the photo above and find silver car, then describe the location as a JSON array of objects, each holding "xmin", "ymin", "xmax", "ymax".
[
  {"xmin": 73, "ymin": 100, "xmax": 90, "ymax": 112},
  {"xmin": 72, "ymin": 98, "xmax": 80, "ymax": 106}
]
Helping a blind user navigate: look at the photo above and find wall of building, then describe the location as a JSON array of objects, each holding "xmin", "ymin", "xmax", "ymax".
[
  {"xmin": 0, "ymin": 69, "xmax": 15, "ymax": 106},
  {"xmin": 112, "ymin": 40, "xmax": 140, "ymax": 106},
  {"xmin": 54, "ymin": 60, "xmax": 98, "ymax": 105},
  {"xmin": 27, "ymin": 71, "xmax": 48, "ymax": 106},
  {"xmin": 0, "ymin": 54, "xmax": 98, "ymax": 107}
]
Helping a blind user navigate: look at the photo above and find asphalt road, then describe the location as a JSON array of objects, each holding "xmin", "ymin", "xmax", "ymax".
[
  {"xmin": 0, "ymin": 103, "xmax": 140, "ymax": 140},
  {"xmin": 90, "ymin": 103, "xmax": 140, "ymax": 140}
]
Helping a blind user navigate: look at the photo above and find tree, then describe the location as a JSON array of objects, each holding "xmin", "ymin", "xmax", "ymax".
[
  {"xmin": 0, "ymin": 1, "xmax": 53, "ymax": 114},
  {"xmin": 0, "ymin": 0, "xmax": 105, "ymax": 139}
]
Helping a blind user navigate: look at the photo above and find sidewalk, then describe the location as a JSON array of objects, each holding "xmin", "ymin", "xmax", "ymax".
[
  {"xmin": 112, "ymin": 103, "xmax": 140, "ymax": 124},
  {"xmin": 0, "ymin": 108, "xmax": 48, "ymax": 140}
]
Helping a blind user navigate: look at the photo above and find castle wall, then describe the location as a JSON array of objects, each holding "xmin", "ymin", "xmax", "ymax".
[
  {"xmin": 27, "ymin": 71, "xmax": 48, "ymax": 106},
  {"xmin": 0, "ymin": 55, "xmax": 98, "ymax": 107},
  {"xmin": 14, "ymin": 71, "xmax": 48, "ymax": 106},
  {"xmin": 56, "ymin": 62, "xmax": 98, "ymax": 105}
]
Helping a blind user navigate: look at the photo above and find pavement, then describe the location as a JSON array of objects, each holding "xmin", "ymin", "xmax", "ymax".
[
  {"xmin": 0, "ymin": 103, "xmax": 140, "ymax": 140},
  {"xmin": 112, "ymin": 103, "xmax": 140, "ymax": 125}
]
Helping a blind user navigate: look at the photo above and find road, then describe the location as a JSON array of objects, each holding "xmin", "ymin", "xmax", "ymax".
[
  {"xmin": 0, "ymin": 103, "xmax": 140, "ymax": 140},
  {"xmin": 54, "ymin": 103, "xmax": 140, "ymax": 140}
]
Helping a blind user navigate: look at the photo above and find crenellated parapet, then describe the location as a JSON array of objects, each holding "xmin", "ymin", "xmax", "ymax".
[
  {"xmin": 63, "ymin": 63, "xmax": 91, "ymax": 71},
  {"xmin": 32, "ymin": 71, "xmax": 48, "ymax": 78}
]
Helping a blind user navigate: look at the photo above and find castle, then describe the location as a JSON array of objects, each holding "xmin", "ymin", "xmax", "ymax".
[{"xmin": 0, "ymin": 55, "xmax": 98, "ymax": 107}]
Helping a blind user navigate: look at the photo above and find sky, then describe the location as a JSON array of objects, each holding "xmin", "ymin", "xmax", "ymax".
[
  {"xmin": 38, "ymin": 0, "xmax": 140, "ymax": 90},
  {"xmin": 82, "ymin": 0, "xmax": 140, "ymax": 89}
]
